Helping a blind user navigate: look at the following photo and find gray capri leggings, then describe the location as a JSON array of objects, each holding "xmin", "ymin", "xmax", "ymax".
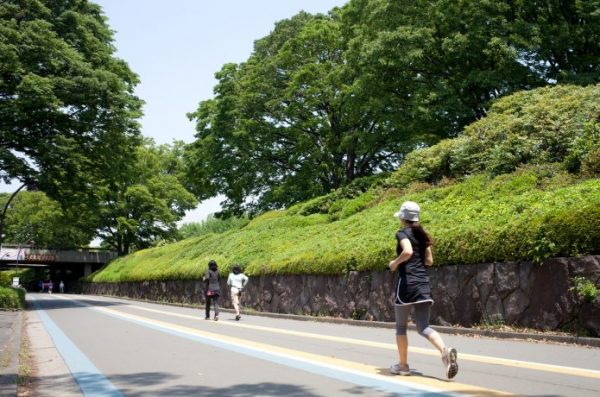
[{"xmin": 394, "ymin": 302, "xmax": 435, "ymax": 337}]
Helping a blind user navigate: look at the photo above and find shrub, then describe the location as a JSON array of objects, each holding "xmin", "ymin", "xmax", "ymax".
[
  {"xmin": 292, "ymin": 175, "xmax": 385, "ymax": 216},
  {"xmin": 0, "ymin": 286, "xmax": 26, "ymax": 310},
  {"xmin": 570, "ymin": 277, "xmax": 599, "ymax": 303},
  {"xmin": 179, "ymin": 214, "xmax": 250, "ymax": 239},
  {"xmin": 0, "ymin": 269, "xmax": 37, "ymax": 288},
  {"xmin": 0, "ymin": 271, "xmax": 11, "ymax": 287},
  {"xmin": 385, "ymin": 85, "xmax": 600, "ymax": 188},
  {"xmin": 581, "ymin": 147, "xmax": 600, "ymax": 177}
]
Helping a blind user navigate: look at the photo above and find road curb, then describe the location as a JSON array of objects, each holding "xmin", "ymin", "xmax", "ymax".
[{"xmin": 92, "ymin": 294, "xmax": 600, "ymax": 348}]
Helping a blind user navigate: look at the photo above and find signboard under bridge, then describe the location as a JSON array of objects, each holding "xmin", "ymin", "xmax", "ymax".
[
  {"xmin": 0, "ymin": 247, "xmax": 57, "ymax": 263},
  {"xmin": 0, "ymin": 247, "xmax": 25, "ymax": 262}
]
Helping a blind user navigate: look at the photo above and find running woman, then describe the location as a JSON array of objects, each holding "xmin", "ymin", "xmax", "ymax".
[{"xmin": 388, "ymin": 201, "xmax": 458, "ymax": 379}]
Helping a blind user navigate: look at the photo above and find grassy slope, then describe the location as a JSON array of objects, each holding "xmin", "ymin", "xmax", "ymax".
[{"xmin": 86, "ymin": 169, "xmax": 599, "ymax": 282}]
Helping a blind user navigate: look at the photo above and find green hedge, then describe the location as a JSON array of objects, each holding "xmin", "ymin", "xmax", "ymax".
[{"xmin": 0, "ymin": 286, "xmax": 26, "ymax": 310}]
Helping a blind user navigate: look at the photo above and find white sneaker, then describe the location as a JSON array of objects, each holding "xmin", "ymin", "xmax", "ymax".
[
  {"xmin": 442, "ymin": 347, "xmax": 458, "ymax": 379},
  {"xmin": 390, "ymin": 363, "xmax": 410, "ymax": 376}
]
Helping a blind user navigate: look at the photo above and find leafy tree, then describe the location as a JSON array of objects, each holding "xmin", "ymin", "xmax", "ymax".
[
  {"xmin": 0, "ymin": 191, "xmax": 91, "ymax": 248},
  {"xmin": 97, "ymin": 140, "xmax": 197, "ymax": 255},
  {"xmin": 0, "ymin": 0, "xmax": 142, "ymax": 208},
  {"xmin": 343, "ymin": 0, "xmax": 600, "ymax": 137},
  {"xmin": 514, "ymin": 0, "xmax": 600, "ymax": 85},
  {"xmin": 187, "ymin": 1, "xmax": 599, "ymax": 216},
  {"xmin": 186, "ymin": 12, "xmax": 415, "ymax": 216}
]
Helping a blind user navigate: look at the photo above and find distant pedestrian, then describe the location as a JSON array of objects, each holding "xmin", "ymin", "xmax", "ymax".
[
  {"xmin": 39, "ymin": 280, "xmax": 44, "ymax": 292},
  {"xmin": 48, "ymin": 280, "xmax": 53, "ymax": 294},
  {"xmin": 227, "ymin": 264, "xmax": 248, "ymax": 321},
  {"xmin": 203, "ymin": 260, "xmax": 221, "ymax": 321},
  {"xmin": 388, "ymin": 201, "xmax": 458, "ymax": 379},
  {"xmin": 59, "ymin": 280, "xmax": 65, "ymax": 293}
]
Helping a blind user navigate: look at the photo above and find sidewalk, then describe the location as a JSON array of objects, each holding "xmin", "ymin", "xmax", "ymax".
[
  {"xmin": 0, "ymin": 307, "xmax": 82, "ymax": 397},
  {"xmin": 0, "ymin": 311, "xmax": 21, "ymax": 397}
]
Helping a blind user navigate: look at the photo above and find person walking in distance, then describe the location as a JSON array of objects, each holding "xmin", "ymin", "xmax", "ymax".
[
  {"xmin": 203, "ymin": 260, "xmax": 221, "ymax": 321},
  {"xmin": 59, "ymin": 280, "xmax": 65, "ymax": 293},
  {"xmin": 227, "ymin": 264, "xmax": 249, "ymax": 321},
  {"xmin": 388, "ymin": 201, "xmax": 459, "ymax": 379}
]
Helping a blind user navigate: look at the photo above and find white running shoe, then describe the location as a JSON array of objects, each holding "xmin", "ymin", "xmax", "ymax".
[
  {"xmin": 442, "ymin": 347, "xmax": 459, "ymax": 379},
  {"xmin": 390, "ymin": 363, "xmax": 410, "ymax": 376}
]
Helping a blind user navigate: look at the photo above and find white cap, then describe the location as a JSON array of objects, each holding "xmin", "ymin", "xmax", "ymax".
[{"xmin": 394, "ymin": 201, "xmax": 420, "ymax": 221}]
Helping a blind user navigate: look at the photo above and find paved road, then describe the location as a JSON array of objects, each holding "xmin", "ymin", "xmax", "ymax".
[{"xmin": 24, "ymin": 293, "xmax": 600, "ymax": 396}]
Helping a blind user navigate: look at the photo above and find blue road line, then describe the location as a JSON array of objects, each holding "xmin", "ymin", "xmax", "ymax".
[{"xmin": 30, "ymin": 295, "xmax": 123, "ymax": 397}]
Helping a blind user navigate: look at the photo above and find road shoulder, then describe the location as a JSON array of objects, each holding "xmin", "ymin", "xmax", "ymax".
[
  {"xmin": 22, "ymin": 308, "xmax": 83, "ymax": 397},
  {"xmin": 0, "ymin": 310, "xmax": 21, "ymax": 396}
]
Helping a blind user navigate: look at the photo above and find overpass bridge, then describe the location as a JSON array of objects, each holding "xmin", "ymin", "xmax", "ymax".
[{"xmin": 0, "ymin": 245, "xmax": 118, "ymax": 278}]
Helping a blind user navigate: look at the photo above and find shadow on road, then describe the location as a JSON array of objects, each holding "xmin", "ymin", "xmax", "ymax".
[
  {"xmin": 25, "ymin": 294, "xmax": 125, "ymax": 311},
  {"xmin": 23, "ymin": 371, "xmax": 332, "ymax": 397},
  {"xmin": 115, "ymin": 380, "xmax": 324, "ymax": 397}
]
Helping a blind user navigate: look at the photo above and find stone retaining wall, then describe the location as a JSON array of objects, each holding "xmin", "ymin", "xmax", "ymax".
[{"xmin": 80, "ymin": 255, "xmax": 600, "ymax": 336}]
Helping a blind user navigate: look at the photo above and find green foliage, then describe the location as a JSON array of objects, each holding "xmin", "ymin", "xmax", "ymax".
[
  {"xmin": 0, "ymin": 286, "xmax": 25, "ymax": 310},
  {"xmin": 186, "ymin": 0, "xmax": 599, "ymax": 215},
  {"xmin": 0, "ymin": 0, "xmax": 142, "ymax": 193},
  {"xmin": 350, "ymin": 307, "xmax": 368, "ymax": 320},
  {"xmin": 288, "ymin": 175, "xmax": 384, "ymax": 217},
  {"xmin": 385, "ymin": 85, "xmax": 600, "ymax": 188},
  {"xmin": 0, "ymin": 269, "xmax": 36, "ymax": 288},
  {"xmin": 0, "ymin": 191, "xmax": 92, "ymax": 248},
  {"xmin": 96, "ymin": 140, "xmax": 197, "ymax": 255},
  {"xmin": 429, "ymin": 167, "xmax": 600, "ymax": 266},
  {"xmin": 84, "ymin": 165, "xmax": 600, "ymax": 282},
  {"xmin": 82, "ymin": 4, "xmax": 600, "ymax": 281},
  {"xmin": 478, "ymin": 313, "xmax": 506, "ymax": 330},
  {"xmin": 570, "ymin": 276, "xmax": 599, "ymax": 303},
  {"xmin": 179, "ymin": 214, "xmax": 250, "ymax": 239},
  {"xmin": 0, "ymin": 271, "xmax": 10, "ymax": 287},
  {"xmin": 0, "ymin": 0, "xmax": 148, "ymax": 251},
  {"xmin": 581, "ymin": 146, "xmax": 600, "ymax": 177},
  {"xmin": 344, "ymin": 0, "xmax": 600, "ymax": 139}
]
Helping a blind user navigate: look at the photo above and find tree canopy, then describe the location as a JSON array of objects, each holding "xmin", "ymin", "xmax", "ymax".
[
  {"xmin": 0, "ymin": 1, "xmax": 202, "ymax": 254},
  {"xmin": 186, "ymin": 0, "xmax": 600, "ymax": 216},
  {"xmin": 96, "ymin": 140, "xmax": 197, "ymax": 255},
  {"xmin": 0, "ymin": 191, "xmax": 91, "ymax": 248},
  {"xmin": 0, "ymin": 0, "xmax": 142, "ymax": 203}
]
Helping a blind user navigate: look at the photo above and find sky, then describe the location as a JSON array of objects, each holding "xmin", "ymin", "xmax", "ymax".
[{"xmin": 92, "ymin": 0, "xmax": 348, "ymax": 224}]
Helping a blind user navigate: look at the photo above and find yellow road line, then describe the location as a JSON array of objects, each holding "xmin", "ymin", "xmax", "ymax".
[
  {"xmin": 89, "ymin": 303, "xmax": 513, "ymax": 397},
  {"xmin": 73, "ymin": 296, "xmax": 600, "ymax": 380},
  {"xmin": 124, "ymin": 302, "xmax": 600, "ymax": 380}
]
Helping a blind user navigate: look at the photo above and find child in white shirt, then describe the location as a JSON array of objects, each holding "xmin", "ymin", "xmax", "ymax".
[{"xmin": 227, "ymin": 264, "xmax": 249, "ymax": 321}]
